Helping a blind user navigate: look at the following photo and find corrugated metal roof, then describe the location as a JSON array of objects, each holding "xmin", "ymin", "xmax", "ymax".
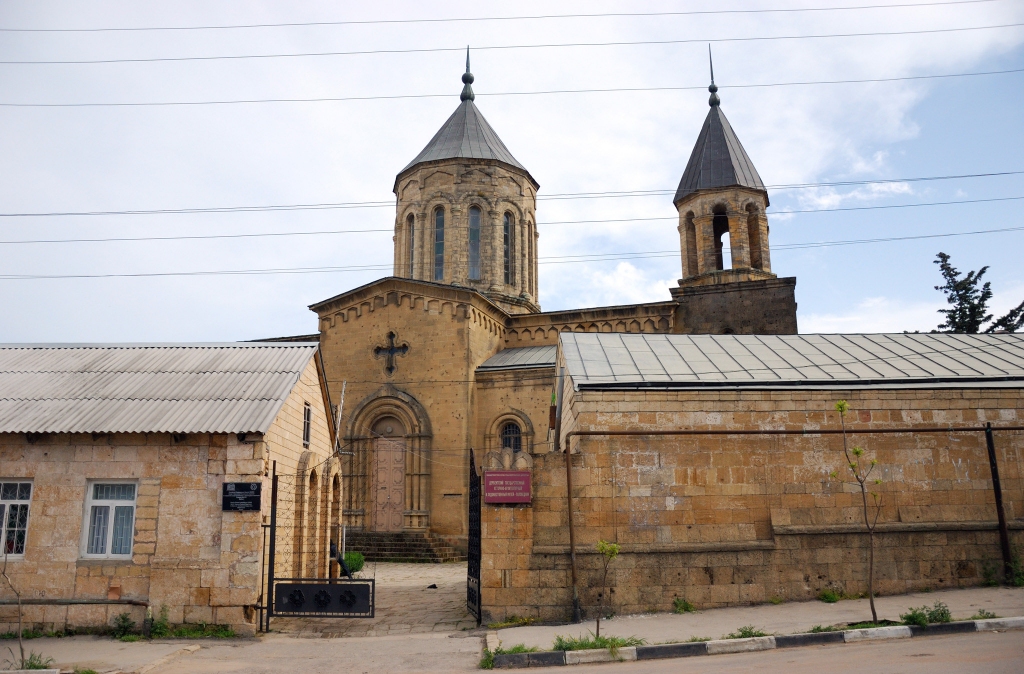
[
  {"xmin": 0, "ymin": 343, "xmax": 318, "ymax": 434},
  {"xmin": 674, "ymin": 104, "xmax": 767, "ymax": 206},
  {"xmin": 560, "ymin": 333, "xmax": 1024, "ymax": 389},
  {"xmin": 477, "ymin": 346, "xmax": 557, "ymax": 372}
]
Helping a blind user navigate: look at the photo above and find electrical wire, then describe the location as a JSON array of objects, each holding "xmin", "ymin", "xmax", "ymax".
[
  {"xmin": 3, "ymin": 22, "xmax": 1022, "ymax": 65},
  {"xmin": 0, "ymin": 0, "xmax": 1003, "ymax": 32},
  {"xmin": 2, "ymin": 221, "xmax": 1022, "ymax": 279},
  {"xmin": 1, "ymin": 171, "xmax": 1020, "ymax": 221},
  {"xmin": 4, "ymin": 67, "xmax": 1021, "ymax": 107}
]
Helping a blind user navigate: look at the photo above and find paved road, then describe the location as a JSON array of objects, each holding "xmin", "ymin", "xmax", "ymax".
[{"xmin": 535, "ymin": 631, "xmax": 1024, "ymax": 674}]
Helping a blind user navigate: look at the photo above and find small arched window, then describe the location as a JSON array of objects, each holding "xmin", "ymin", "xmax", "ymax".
[
  {"xmin": 500, "ymin": 421, "xmax": 522, "ymax": 452},
  {"xmin": 433, "ymin": 207, "xmax": 445, "ymax": 281},
  {"xmin": 468, "ymin": 206, "xmax": 481, "ymax": 280},
  {"xmin": 503, "ymin": 212, "xmax": 515, "ymax": 285},
  {"xmin": 746, "ymin": 204, "xmax": 763, "ymax": 270},
  {"xmin": 712, "ymin": 204, "xmax": 730, "ymax": 271},
  {"xmin": 406, "ymin": 213, "xmax": 415, "ymax": 277}
]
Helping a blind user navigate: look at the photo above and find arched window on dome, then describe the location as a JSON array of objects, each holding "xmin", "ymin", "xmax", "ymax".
[
  {"xmin": 503, "ymin": 212, "xmax": 515, "ymax": 285},
  {"xmin": 406, "ymin": 213, "xmax": 415, "ymax": 277},
  {"xmin": 469, "ymin": 206, "xmax": 481, "ymax": 280},
  {"xmin": 500, "ymin": 421, "xmax": 522, "ymax": 452},
  {"xmin": 433, "ymin": 207, "xmax": 445, "ymax": 281}
]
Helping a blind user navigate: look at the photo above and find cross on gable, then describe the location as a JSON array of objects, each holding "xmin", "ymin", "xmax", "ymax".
[{"xmin": 374, "ymin": 331, "xmax": 410, "ymax": 375}]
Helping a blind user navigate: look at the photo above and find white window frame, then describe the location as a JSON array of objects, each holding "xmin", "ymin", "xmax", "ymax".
[
  {"xmin": 303, "ymin": 402, "xmax": 312, "ymax": 448},
  {"xmin": 80, "ymin": 480, "xmax": 138, "ymax": 560},
  {"xmin": 0, "ymin": 480, "xmax": 33, "ymax": 559}
]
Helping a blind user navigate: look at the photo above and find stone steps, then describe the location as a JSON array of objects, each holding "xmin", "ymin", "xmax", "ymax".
[{"xmin": 344, "ymin": 531, "xmax": 466, "ymax": 563}]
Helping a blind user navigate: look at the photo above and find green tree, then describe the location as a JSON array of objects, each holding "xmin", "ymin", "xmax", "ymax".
[
  {"xmin": 934, "ymin": 252, "xmax": 1024, "ymax": 333},
  {"xmin": 831, "ymin": 401, "xmax": 883, "ymax": 624},
  {"xmin": 594, "ymin": 540, "xmax": 620, "ymax": 637}
]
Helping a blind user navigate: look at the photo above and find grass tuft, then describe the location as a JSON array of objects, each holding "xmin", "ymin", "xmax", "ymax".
[
  {"xmin": 817, "ymin": 589, "xmax": 840, "ymax": 603},
  {"xmin": 672, "ymin": 598, "xmax": 696, "ymax": 614},
  {"xmin": 486, "ymin": 615, "xmax": 537, "ymax": 629},
  {"xmin": 808, "ymin": 625, "xmax": 840, "ymax": 633},
  {"xmin": 724, "ymin": 625, "xmax": 768, "ymax": 639},
  {"xmin": 552, "ymin": 632, "xmax": 645, "ymax": 653},
  {"xmin": 971, "ymin": 609, "xmax": 999, "ymax": 620}
]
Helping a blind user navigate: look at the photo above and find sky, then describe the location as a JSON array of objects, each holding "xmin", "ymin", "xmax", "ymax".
[{"xmin": 1, "ymin": 0, "xmax": 1022, "ymax": 342}]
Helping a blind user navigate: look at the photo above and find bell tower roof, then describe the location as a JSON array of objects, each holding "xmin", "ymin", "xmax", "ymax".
[
  {"xmin": 673, "ymin": 55, "xmax": 767, "ymax": 206},
  {"xmin": 397, "ymin": 50, "xmax": 537, "ymax": 187}
]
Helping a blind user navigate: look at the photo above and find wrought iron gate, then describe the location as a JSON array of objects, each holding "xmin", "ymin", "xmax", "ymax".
[
  {"xmin": 260, "ymin": 462, "xmax": 375, "ymax": 631},
  {"xmin": 467, "ymin": 450, "xmax": 482, "ymax": 624}
]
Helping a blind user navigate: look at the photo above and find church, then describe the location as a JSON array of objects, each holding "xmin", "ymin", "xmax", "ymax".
[{"xmin": 300, "ymin": 58, "xmax": 799, "ymax": 555}]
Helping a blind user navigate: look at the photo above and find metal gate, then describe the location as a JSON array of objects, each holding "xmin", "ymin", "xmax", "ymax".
[
  {"xmin": 260, "ymin": 462, "xmax": 374, "ymax": 631},
  {"xmin": 467, "ymin": 450, "xmax": 482, "ymax": 624}
]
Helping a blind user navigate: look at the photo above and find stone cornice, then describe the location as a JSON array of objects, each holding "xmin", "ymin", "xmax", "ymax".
[{"xmin": 308, "ymin": 276, "xmax": 509, "ymax": 323}]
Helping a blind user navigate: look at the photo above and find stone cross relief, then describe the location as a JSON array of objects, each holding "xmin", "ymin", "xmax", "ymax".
[{"xmin": 374, "ymin": 331, "xmax": 409, "ymax": 375}]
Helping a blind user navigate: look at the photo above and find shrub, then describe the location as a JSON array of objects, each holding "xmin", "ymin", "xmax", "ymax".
[
  {"xmin": 817, "ymin": 589, "xmax": 840, "ymax": 603},
  {"xmin": 344, "ymin": 551, "xmax": 365, "ymax": 574},
  {"xmin": 971, "ymin": 609, "xmax": 998, "ymax": 620},
  {"xmin": 112, "ymin": 612, "xmax": 136, "ymax": 638},
  {"xmin": 900, "ymin": 607, "xmax": 929, "ymax": 628},
  {"xmin": 725, "ymin": 626, "xmax": 768, "ymax": 639},
  {"xmin": 768, "ymin": 596, "xmax": 784, "ymax": 605},
  {"xmin": 672, "ymin": 598, "xmax": 696, "ymax": 614},
  {"xmin": 927, "ymin": 602, "xmax": 951, "ymax": 624},
  {"xmin": 150, "ymin": 605, "xmax": 171, "ymax": 639},
  {"xmin": 901, "ymin": 602, "xmax": 951, "ymax": 627}
]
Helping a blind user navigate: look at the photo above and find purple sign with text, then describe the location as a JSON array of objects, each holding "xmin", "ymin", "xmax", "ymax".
[{"xmin": 483, "ymin": 470, "xmax": 532, "ymax": 504}]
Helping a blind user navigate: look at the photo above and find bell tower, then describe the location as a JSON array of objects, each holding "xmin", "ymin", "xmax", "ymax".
[
  {"xmin": 392, "ymin": 51, "xmax": 541, "ymax": 315},
  {"xmin": 668, "ymin": 52, "xmax": 797, "ymax": 334},
  {"xmin": 674, "ymin": 55, "xmax": 775, "ymax": 288}
]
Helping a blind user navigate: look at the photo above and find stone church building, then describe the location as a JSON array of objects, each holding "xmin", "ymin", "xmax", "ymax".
[{"xmin": 302, "ymin": 61, "xmax": 798, "ymax": 555}]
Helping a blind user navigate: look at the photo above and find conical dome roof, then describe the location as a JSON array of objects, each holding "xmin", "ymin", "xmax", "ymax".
[
  {"xmin": 397, "ymin": 53, "xmax": 536, "ymax": 186},
  {"xmin": 673, "ymin": 86, "xmax": 767, "ymax": 206}
]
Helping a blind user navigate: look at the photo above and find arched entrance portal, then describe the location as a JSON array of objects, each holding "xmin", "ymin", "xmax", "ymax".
[
  {"xmin": 373, "ymin": 417, "xmax": 406, "ymax": 532},
  {"xmin": 342, "ymin": 387, "xmax": 432, "ymax": 533}
]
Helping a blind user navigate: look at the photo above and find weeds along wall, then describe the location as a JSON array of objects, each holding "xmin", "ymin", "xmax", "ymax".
[{"xmin": 478, "ymin": 387, "xmax": 1024, "ymax": 623}]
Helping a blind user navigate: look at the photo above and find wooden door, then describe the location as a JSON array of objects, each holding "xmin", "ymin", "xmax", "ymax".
[{"xmin": 373, "ymin": 419, "xmax": 406, "ymax": 531}]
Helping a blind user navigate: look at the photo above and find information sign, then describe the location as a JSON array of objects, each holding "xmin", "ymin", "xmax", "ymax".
[
  {"xmin": 483, "ymin": 470, "xmax": 532, "ymax": 504},
  {"xmin": 222, "ymin": 482, "xmax": 261, "ymax": 511}
]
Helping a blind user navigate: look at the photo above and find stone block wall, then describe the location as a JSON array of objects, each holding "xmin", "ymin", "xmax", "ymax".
[{"xmin": 480, "ymin": 387, "xmax": 1024, "ymax": 622}]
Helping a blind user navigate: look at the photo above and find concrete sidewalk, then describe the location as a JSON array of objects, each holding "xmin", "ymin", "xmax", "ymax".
[{"xmin": 496, "ymin": 586, "xmax": 1024, "ymax": 651}]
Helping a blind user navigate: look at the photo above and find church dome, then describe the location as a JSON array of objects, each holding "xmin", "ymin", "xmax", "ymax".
[{"xmin": 396, "ymin": 51, "xmax": 536, "ymax": 187}]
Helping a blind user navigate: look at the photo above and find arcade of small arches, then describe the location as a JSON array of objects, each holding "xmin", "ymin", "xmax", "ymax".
[{"xmin": 396, "ymin": 199, "xmax": 538, "ymax": 301}]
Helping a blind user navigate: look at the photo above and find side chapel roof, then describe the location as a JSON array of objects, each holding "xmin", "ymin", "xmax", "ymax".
[
  {"xmin": 397, "ymin": 51, "xmax": 537, "ymax": 187},
  {"xmin": 673, "ymin": 70, "xmax": 768, "ymax": 206}
]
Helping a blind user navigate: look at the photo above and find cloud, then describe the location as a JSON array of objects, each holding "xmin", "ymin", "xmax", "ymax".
[{"xmin": 801, "ymin": 296, "xmax": 943, "ymax": 333}]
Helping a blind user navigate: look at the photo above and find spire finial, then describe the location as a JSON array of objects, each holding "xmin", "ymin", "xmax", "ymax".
[
  {"xmin": 461, "ymin": 46, "xmax": 475, "ymax": 102},
  {"xmin": 708, "ymin": 45, "xmax": 720, "ymax": 107}
]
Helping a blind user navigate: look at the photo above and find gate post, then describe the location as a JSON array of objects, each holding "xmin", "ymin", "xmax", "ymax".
[{"xmin": 266, "ymin": 463, "xmax": 279, "ymax": 632}]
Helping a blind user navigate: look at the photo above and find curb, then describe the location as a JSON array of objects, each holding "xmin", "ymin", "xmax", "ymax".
[{"xmin": 490, "ymin": 617, "xmax": 1024, "ymax": 668}]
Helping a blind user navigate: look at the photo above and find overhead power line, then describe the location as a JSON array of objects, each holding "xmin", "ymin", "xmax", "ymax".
[
  {"xmin": 3, "ymin": 222, "xmax": 1023, "ymax": 280},
  {"xmin": 3, "ymin": 22, "xmax": 1021, "ymax": 65},
  {"xmin": 4, "ymin": 67, "xmax": 1020, "ymax": 107},
  {"xmin": 0, "ymin": 171, "xmax": 1020, "ymax": 220},
  {"xmin": 0, "ymin": 0, "xmax": 1002, "ymax": 32}
]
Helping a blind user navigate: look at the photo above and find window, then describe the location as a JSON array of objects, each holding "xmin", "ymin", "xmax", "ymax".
[
  {"xmin": 500, "ymin": 422, "xmax": 522, "ymax": 452},
  {"xmin": 468, "ymin": 206, "xmax": 481, "ymax": 280},
  {"xmin": 0, "ymin": 481, "xmax": 31, "ymax": 556},
  {"xmin": 433, "ymin": 207, "xmax": 445, "ymax": 281},
  {"xmin": 303, "ymin": 402, "xmax": 312, "ymax": 448},
  {"xmin": 82, "ymin": 482, "xmax": 136, "ymax": 559},
  {"xmin": 503, "ymin": 212, "xmax": 515, "ymax": 284},
  {"xmin": 406, "ymin": 214, "xmax": 416, "ymax": 277}
]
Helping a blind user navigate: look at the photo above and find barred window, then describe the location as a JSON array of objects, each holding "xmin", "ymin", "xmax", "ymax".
[
  {"xmin": 0, "ymin": 481, "xmax": 32, "ymax": 556},
  {"xmin": 500, "ymin": 422, "xmax": 522, "ymax": 453},
  {"xmin": 303, "ymin": 402, "xmax": 312, "ymax": 448},
  {"xmin": 82, "ymin": 482, "xmax": 136, "ymax": 559},
  {"xmin": 434, "ymin": 207, "xmax": 445, "ymax": 281},
  {"xmin": 468, "ymin": 206, "xmax": 481, "ymax": 280}
]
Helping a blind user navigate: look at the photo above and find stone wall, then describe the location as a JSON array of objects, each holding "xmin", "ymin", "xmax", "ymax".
[
  {"xmin": 480, "ymin": 386, "xmax": 1024, "ymax": 622},
  {"xmin": 0, "ymin": 356, "xmax": 334, "ymax": 637},
  {"xmin": 671, "ymin": 277, "xmax": 798, "ymax": 335}
]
